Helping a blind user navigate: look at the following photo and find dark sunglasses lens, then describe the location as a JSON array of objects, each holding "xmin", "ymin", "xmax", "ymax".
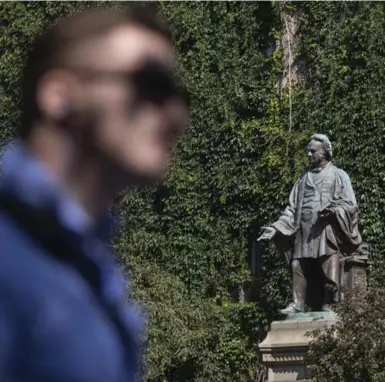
[{"xmin": 132, "ymin": 66, "xmax": 178, "ymax": 104}]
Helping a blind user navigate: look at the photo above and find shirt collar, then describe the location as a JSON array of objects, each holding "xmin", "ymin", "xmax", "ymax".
[{"xmin": 0, "ymin": 142, "xmax": 114, "ymax": 240}]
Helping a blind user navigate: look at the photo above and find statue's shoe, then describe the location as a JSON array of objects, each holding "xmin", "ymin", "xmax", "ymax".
[
  {"xmin": 321, "ymin": 304, "xmax": 334, "ymax": 312},
  {"xmin": 280, "ymin": 302, "xmax": 305, "ymax": 315}
]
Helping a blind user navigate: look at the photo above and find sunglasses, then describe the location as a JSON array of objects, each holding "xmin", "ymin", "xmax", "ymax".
[{"xmin": 68, "ymin": 61, "xmax": 190, "ymax": 107}]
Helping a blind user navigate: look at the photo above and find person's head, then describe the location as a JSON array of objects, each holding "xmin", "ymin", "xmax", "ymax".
[
  {"xmin": 307, "ymin": 133, "xmax": 332, "ymax": 168},
  {"xmin": 21, "ymin": 5, "xmax": 189, "ymax": 188}
]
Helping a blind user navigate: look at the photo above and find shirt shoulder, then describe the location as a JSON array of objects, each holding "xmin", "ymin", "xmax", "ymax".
[
  {"xmin": 0, "ymin": 212, "xmax": 132, "ymax": 381},
  {"xmin": 0, "ymin": 212, "xmax": 93, "ymax": 325}
]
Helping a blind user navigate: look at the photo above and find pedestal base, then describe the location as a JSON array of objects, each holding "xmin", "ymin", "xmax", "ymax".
[{"xmin": 258, "ymin": 314, "xmax": 337, "ymax": 381}]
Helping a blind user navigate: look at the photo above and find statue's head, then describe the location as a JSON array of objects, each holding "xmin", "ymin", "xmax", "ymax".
[{"xmin": 307, "ymin": 133, "xmax": 332, "ymax": 168}]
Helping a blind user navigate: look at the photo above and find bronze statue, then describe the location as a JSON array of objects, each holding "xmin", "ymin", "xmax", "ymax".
[{"xmin": 258, "ymin": 134, "xmax": 363, "ymax": 314}]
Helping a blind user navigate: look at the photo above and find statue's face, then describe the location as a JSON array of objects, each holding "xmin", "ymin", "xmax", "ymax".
[{"xmin": 307, "ymin": 139, "xmax": 326, "ymax": 168}]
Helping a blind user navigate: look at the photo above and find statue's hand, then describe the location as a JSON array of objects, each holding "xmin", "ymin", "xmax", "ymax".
[
  {"xmin": 257, "ymin": 226, "xmax": 277, "ymax": 241},
  {"xmin": 318, "ymin": 207, "xmax": 334, "ymax": 218}
]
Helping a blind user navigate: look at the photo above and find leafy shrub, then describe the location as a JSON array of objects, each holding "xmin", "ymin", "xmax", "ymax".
[{"xmin": 308, "ymin": 286, "xmax": 385, "ymax": 382}]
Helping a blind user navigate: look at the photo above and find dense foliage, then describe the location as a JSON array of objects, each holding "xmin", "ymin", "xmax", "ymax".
[
  {"xmin": 1, "ymin": 1, "xmax": 385, "ymax": 381},
  {"xmin": 294, "ymin": 1, "xmax": 385, "ymax": 286}
]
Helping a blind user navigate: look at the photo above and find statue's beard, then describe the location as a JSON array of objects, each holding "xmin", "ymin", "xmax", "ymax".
[{"xmin": 309, "ymin": 155, "xmax": 325, "ymax": 169}]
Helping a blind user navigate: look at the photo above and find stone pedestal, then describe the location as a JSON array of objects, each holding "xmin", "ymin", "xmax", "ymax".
[{"xmin": 258, "ymin": 313, "xmax": 337, "ymax": 382}]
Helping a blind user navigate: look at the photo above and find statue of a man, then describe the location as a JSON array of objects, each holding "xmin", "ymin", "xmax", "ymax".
[{"xmin": 258, "ymin": 134, "xmax": 363, "ymax": 314}]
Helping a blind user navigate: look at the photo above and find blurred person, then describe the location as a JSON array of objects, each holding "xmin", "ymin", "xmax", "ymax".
[{"xmin": 0, "ymin": 5, "xmax": 189, "ymax": 382}]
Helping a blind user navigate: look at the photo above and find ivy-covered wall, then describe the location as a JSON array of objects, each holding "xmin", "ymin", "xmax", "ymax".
[
  {"xmin": 1, "ymin": 2, "xmax": 385, "ymax": 381},
  {"xmin": 290, "ymin": 2, "xmax": 385, "ymax": 285},
  {"xmin": 117, "ymin": 3, "xmax": 286, "ymax": 379}
]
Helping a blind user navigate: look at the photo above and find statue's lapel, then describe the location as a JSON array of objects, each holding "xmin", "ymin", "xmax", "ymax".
[
  {"xmin": 306, "ymin": 171, "xmax": 317, "ymax": 189},
  {"xmin": 320, "ymin": 164, "xmax": 336, "ymax": 206},
  {"xmin": 294, "ymin": 172, "xmax": 307, "ymax": 229}
]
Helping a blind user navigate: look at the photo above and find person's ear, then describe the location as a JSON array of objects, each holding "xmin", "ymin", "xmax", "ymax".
[{"xmin": 36, "ymin": 69, "xmax": 81, "ymax": 124}]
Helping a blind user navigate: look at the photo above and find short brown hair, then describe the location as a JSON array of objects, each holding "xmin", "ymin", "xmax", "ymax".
[{"xmin": 20, "ymin": 4, "xmax": 172, "ymax": 139}]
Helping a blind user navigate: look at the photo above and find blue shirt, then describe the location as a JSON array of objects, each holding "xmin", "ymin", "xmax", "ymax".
[{"xmin": 0, "ymin": 143, "xmax": 143, "ymax": 382}]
